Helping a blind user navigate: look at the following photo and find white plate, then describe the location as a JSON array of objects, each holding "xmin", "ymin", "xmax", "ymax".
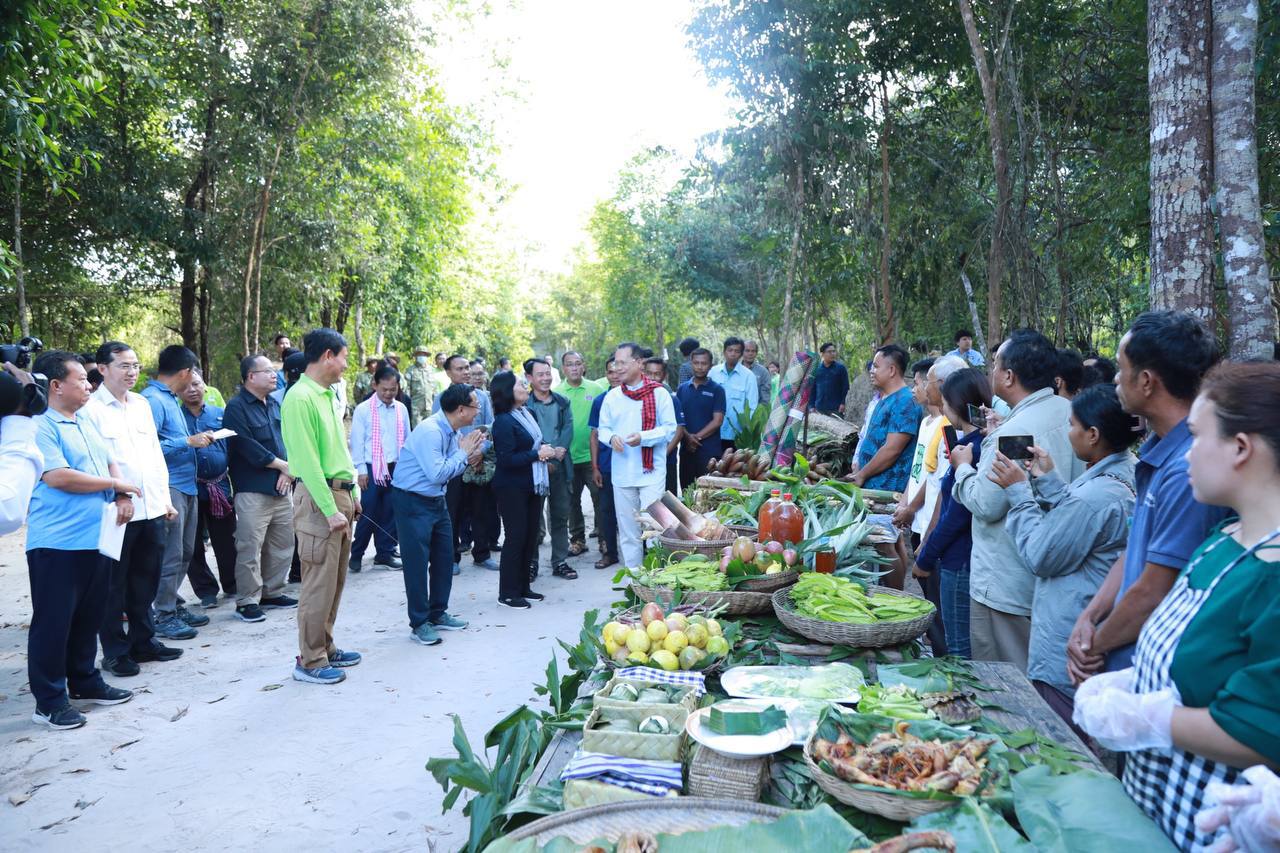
[{"xmin": 684, "ymin": 704, "xmax": 794, "ymax": 759}]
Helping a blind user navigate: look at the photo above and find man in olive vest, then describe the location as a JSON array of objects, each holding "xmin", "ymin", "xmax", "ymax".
[{"xmin": 405, "ymin": 345, "xmax": 436, "ymax": 429}]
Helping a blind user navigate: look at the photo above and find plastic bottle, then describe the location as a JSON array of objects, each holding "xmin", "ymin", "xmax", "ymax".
[
  {"xmin": 758, "ymin": 489, "xmax": 782, "ymax": 541},
  {"xmin": 772, "ymin": 492, "xmax": 805, "ymax": 547}
]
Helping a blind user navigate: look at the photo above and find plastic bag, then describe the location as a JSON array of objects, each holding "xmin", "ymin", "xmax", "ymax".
[{"xmin": 1196, "ymin": 765, "xmax": 1280, "ymax": 852}]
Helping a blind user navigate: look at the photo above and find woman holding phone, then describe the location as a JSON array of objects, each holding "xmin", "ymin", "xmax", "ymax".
[
  {"xmin": 915, "ymin": 367, "xmax": 991, "ymax": 657},
  {"xmin": 987, "ymin": 384, "xmax": 1138, "ymax": 731},
  {"xmin": 490, "ymin": 372, "xmax": 555, "ymax": 609}
]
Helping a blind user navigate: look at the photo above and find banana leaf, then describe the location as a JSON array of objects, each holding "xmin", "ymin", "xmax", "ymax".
[
  {"xmin": 482, "ymin": 803, "xmax": 869, "ymax": 853},
  {"xmin": 812, "ymin": 706, "xmax": 1010, "ymax": 805},
  {"xmin": 1011, "ymin": 765, "xmax": 1177, "ymax": 852},
  {"xmin": 908, "ymin": 799, "xmax": 1032, "ymax": 851}
]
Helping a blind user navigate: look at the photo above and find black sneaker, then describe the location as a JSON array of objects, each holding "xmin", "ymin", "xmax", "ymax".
[
  {"xmin": 260, "ymin": 595, "xmax": 298, "ymax": 609},
  {"xmin": 236, "ymin": 604, "xmax": 266, "ymax": 622},
  {"xmin": 70, "ymin": 682, "xmax": 134, "ymax": 705},
  {"xmin": 102, "ymin": 655, "xmax": 140, "ymax": 677},
  {"xmin": 176, "ymin": 604, "xmax": 210, "ymax": 627},
  {"xmin": 132, "ymin": 641, "xmax": 183, "ymax": 662},
  {"xmin": 373, "ymin": 555, "xmax": 403, "ymax": 569},
  {"xmin": 498, "ymin": 596, "xmax": 531, "ymax": 609},
  {"xmin": 524, "ymin": 591, "xmax": 545, "ymax": 602},
  {"xmin": 199, "ymin": 594, "xmax": 220, "ymax": 609},
  {"xmin": 33, "ymin": 704, "xmax": 87, "ymax": 730},
  {"xmin": 348, "ymin": 557, "xmax": 362, "ymax": 574}
]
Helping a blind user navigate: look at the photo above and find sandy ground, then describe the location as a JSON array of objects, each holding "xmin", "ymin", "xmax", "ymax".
[{"xmin": 0, "ymin": 513, "xmax": 619, "ymax": 852}]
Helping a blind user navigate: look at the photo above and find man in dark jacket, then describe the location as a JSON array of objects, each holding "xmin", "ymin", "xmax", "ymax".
[{"xmin": 525, "ymin": 358, "xmax": 576, "ymax": 579}]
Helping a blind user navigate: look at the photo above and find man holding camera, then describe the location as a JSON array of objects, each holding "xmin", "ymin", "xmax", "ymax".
[
  {"xmin": 0, "ymin": 363, "xmax": 43, "ymax": 534},
  {"xmin": 83, "ymin": 342, "xmax": 184, "ymax": 676}
]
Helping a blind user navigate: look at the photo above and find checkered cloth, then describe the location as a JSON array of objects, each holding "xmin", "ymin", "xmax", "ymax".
[
  {"xmin": 615, "ymin": 666, "xmax": 705, "ymax": 696},
  {"xmin": 561, "ymin": 750, "xmax": 683, "ymax": 797}
]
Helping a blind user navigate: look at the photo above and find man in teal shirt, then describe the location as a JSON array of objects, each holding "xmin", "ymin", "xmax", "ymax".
[{"xmin": 555, "ymin": 351, "xmax": 605, "ymax": 556}]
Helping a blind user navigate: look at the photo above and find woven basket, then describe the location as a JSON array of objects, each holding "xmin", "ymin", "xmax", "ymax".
[
  {"xmin": 660, "ymin": 530, "xmax": 756, "ymax": 559},
  {"xmin": 582, "ymin": 705, "xmax": 689, "ymax": 761},
  {"xmin": 727, "ymin": 523, "xmax": 759, "ymax": 538},
  {"xmin": 734, "ymin": 567, "xmax": 801, "ymax": 593},
  {"xmin": 686, "ymin": 744, "xmax": 770, "ymax": 800},
  {"xmin": 802, "ymin": 733, "xmax": 955, "ymax": 820},
  {"xmin": 504, "ymin": 798, "xmax": 789, "ymax": 845},
  {"xmin": 593, "ymin": 676, "xmax": 699, "ymax": 715},
  {"xmin": 632, "ymin": 582, "xmax": 774, "ymax": 617},
  {"xmin": 771, "ymin": 586, "xmax": 936, "ymax": 648}
]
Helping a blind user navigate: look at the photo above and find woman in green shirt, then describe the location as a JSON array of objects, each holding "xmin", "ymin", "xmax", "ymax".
[{"xmin": 1074, "ymin": 361, "xmax": 1280, "ymax": 851}]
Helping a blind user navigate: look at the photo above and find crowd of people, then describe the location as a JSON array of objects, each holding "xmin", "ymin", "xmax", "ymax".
[{"xmin": 1, "ymin": 311, "xmax": 1278, "ymax": 850}]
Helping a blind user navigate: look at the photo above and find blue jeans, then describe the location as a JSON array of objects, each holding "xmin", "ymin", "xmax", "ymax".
[
  {"xmin": 351, "ymin": 474, "xmax": 397, "ymax": 562},
  {"xmin": 939, "ymin": 559, "xmax": 972, "ymax": 658},
  {"xmin": 391, "ymin": 488, "xmax": 453, "ymax": 628}
]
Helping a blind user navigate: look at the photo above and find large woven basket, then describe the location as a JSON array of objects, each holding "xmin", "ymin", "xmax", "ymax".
[
  {"xmin": 632, "ymin": 582, "xmax": 774, "ymax": 617},
  {"xmin": 801, "ymin": 732, "xmax": 956, "ymax": 820},
  {"xmin": 503, "ymin": 798, "xmax": 789, "ymax": 845},
  {"xmin": 735, "ymin": 567, "xmax": 801, "ymax": 593},
  {"xmin": 582, "ymin": 705, "xmax": 688, "ymax": 761},
  {"xmin": 771, "ymin": 585, "xmax": 936, "ymax": 648},
  {"xmin": 660, "ymin": 529, "xmax": 756, "ymax": 559}
]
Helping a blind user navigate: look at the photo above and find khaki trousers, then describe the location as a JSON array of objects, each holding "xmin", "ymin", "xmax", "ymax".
[
  {"xmin": 233, "ymin": 491, "xmax": 295, "ymax": 607},
  {"xmin": 293, "ymin": 487, "xmax": 354, "ymax": 669},
  {"xmin": 969, "ymin": 599, "xmax": 1031, "ymax": 672}
]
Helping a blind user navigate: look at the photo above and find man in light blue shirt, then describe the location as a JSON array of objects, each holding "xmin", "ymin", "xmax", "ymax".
[
  {"xmin": 433, "ymin": 355, "xmax": 496, "ymax": 572},
  {"xmin": 946, "ymin": 329, "xmax": 986, "ymax": 367},
  {"xmin": 391, "ymin": 384, "xmax": 485, "ymax": 646},
  {"xmin": 349, "ymin": 365, "xmax": 411, "ymax": 572},
  {"xmin": 707, "ymin": 336, "xmax": 759, "ymax": 448},
  {"xmin": 140, "ymin": 345, "xmax": 217, "ymax": 640},
  {"xmin": 27, "ymin": 351, "xmax": 140, "ymax": 729}
]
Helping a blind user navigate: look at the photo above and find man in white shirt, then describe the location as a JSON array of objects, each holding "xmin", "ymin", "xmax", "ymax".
[
  {"xmin": 82, "ymin": 342, "xmax": 183, "ymax": 676},
  {"xmin": 0, "ymin": 367, "xmax": 42, "ymax": 534},
  {"xmin": 597, "ymin": 343, "xmax": 677, "ymax": 569},
  {"xmin": 348, "ymin": 365, "xmax": 411, "ymax": 572}
]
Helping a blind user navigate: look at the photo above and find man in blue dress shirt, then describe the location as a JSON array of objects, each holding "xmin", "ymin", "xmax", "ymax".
[
  {"xmin": 141, "ymin": 346, "xmax": 217, "ymax": 640},
  {"xmin": 708, "ymin": 337, "xmax": 759, "ymax": 450},
  {"xmin": 391, "ymin": 384, "xmax": 485, "ymax": 646},
  {"xmin": 946, "ymin": 329, "xmax": 986, "ymax": 367}
]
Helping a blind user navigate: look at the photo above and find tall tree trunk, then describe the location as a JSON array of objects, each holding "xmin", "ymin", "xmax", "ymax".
[
  {"xmin": 353, "ymin": 300, "xmax": 365, "ymax": 361},
  {"xmin": 959, "ymin": 268, "xmax": 988, "ymax": 356},
  {"xmin": 1149, "ymin": 0, "xmax": 1215, "ymax": 315},
  {"xmin": 877, "ymin": 82, "xmax": 896, "ymax": 344},
  {"xmin": 957, "ymin": 0, "xmax": 1011, "ymax": 347},
  {"xmin": 780, "ymin": 159, "xmax": 805, "ymax": 361},
  {"xmin": 1213, "ymin": 0, "xmax": 1275, "ymax": 357},
  {"xmin": 13, "ymin": 162, "xmax": 28, "ymax": 337}
]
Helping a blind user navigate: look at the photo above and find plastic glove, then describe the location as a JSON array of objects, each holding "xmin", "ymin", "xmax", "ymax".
[
  {"xmin": 1073, "ymin": 681, "xmax": 1178, "ymax": 752},
  {"xmin": 1196, "ymin": 765, "xmax": 1280, "ymax": 853},
  {"xmin": 1073, "ymin": 667, "xmax": 1135, "ymax": 709}
]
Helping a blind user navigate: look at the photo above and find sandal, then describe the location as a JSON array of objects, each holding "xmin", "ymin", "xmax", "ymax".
[
  {"xmin": 594, "ymin": 556, "xmax": 618, "ymax": 570},
  {"xmin": 552, "ymin": 563, "xmax": 578, "ymax": 580},
  {"xmin": 567, "ymin": 541, "xmax": 587, "ymax": 557}
]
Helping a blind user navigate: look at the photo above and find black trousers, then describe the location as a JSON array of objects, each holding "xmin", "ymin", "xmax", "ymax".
[
  {"xmin": 100, "ymin": 517, "xmax": 164, "ymax": 660},
  {"xmin": 445, "ymin": 475, "xmax": 465, "ymax": 563},
  {"xmin": 597, "ymin": 470, "xmax": 619, "ymax": 561},
  {"xmin": 187, "ymin": 497, "xmax": 237, "ymax": 600},
  {"xmin": 665, "ymin": 455, "xmax": 679, "ymax": 495},
  {"xmin": 912, "ymin": 531, "xmax": 948, "ymax": 658},
  {"xmin": 28, "ymin": 548, "xmax": 109, "ymax": 711},
  {"xmin": 496, "ymin": 489, "xmax": 542, "ymax": 600},
  {"xmin": 462, "ymin": 481, "xmax": 494, "ymax": 562}
]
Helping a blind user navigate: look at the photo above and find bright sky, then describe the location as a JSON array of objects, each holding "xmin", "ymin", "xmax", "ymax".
[{"xmin": 426, "ymin": 0, "xmax": 737, "ymax": 273}]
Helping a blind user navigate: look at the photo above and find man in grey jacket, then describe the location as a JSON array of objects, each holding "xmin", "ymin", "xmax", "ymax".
[
  {"xmin": 526, "ymin": 358, "xmax": 577, "ymax": 579},
  {"xmin": 948, "ymin": 329, "xmax": 1084, "ymax": 670}
]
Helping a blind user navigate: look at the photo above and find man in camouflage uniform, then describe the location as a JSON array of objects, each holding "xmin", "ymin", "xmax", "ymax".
[
  {"xmin": 405, "ymin": 344, "xmax": 435, "ymax": 428},
  {"xmin": 353, "ymin": 356, "xmax": 378, "ymax": 406}
]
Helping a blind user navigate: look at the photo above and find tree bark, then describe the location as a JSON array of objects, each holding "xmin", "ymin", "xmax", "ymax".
[
  {"xmin": 877, "ymin": 81, "xmax": 896, "ymax": 344},
  {"xmin": 1148, "ymin": 0, "xmax": 1215, "ymax": 316},
  {"xmin": 13, "ymin": 162, "xmax": 28, "ymax": 337},
  {"xmin": 780, "ymin": 158, "xmax": 805, "ymax": 361},
  {"xmin": 1048, "ymin": 145, "xmax": 1072, "ymax": 346},
  {"xmin": 957, "ymin": 0, "xmax": 1011, "ymax": 347},
  {"xmin": 959, "ymin": 268, "xmax": 988, "ymax": 356},
  {"xmin": 1213, "ymin": 0, "xmax": 1275, "ymax": 358}
]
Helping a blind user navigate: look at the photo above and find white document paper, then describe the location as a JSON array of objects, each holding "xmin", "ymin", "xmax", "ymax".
[
  {"xmin": 209, "ymin": 428, "xmax": 237, "ymax": 440},
  {"xmin": 98, "ymin": 502, "xmax": 127, "ymax": 560}
]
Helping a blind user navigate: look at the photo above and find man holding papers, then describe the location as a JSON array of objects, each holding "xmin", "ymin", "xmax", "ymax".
[
  {"xmin": 27, "ymin": 351, "xmax": 141, "ymax": 729},
  {"xmin": 83, "ymin": 342, "xmax": 183, "ymax": 678}
]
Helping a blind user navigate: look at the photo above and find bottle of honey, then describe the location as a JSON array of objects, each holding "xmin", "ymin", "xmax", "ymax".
[
  {"xmin": 772, "ymin": 492, "xmax": 805, "ymax": 546},
  {"xmin": 758, "ymin": 489, "xmax": 781, "ymax": 541}
]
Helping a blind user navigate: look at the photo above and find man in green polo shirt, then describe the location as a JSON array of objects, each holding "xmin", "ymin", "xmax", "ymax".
[
  {"xmin": 555, "ymin": 351, "xmax": 605, "ymax": 556},
  {"xmin": 281, "ymin": 328, "xmax": 364, "ymax": 686}
]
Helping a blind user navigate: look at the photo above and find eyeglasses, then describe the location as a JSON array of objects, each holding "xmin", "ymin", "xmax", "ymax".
[
  {"xmin": 249, "ymin": 369, "xmax": 275, "ymax": 376},
  {"xmin": 114, "ymin": 363, "xmax": 142, "ymax": 373}
]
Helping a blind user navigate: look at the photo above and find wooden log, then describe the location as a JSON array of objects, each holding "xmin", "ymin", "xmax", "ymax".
[{"xmin": 804, "ymin": 411, "xmax": 858, "ymax": 440}]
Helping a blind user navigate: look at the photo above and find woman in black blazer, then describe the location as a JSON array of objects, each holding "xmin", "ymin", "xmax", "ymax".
[{"xmin": 491, "ymin": 372, "xmax": 557, "ymax": 608}]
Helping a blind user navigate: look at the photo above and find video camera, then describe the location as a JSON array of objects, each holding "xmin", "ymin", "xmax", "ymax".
[{"xmin": 0, "ymin": 336, "xmax": 43, "ymax": 368}]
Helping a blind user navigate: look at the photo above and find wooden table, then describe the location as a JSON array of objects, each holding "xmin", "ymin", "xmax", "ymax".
[{"xmin": 525, "ymin": 658, "xmax": 1102, "ymax": 794}]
